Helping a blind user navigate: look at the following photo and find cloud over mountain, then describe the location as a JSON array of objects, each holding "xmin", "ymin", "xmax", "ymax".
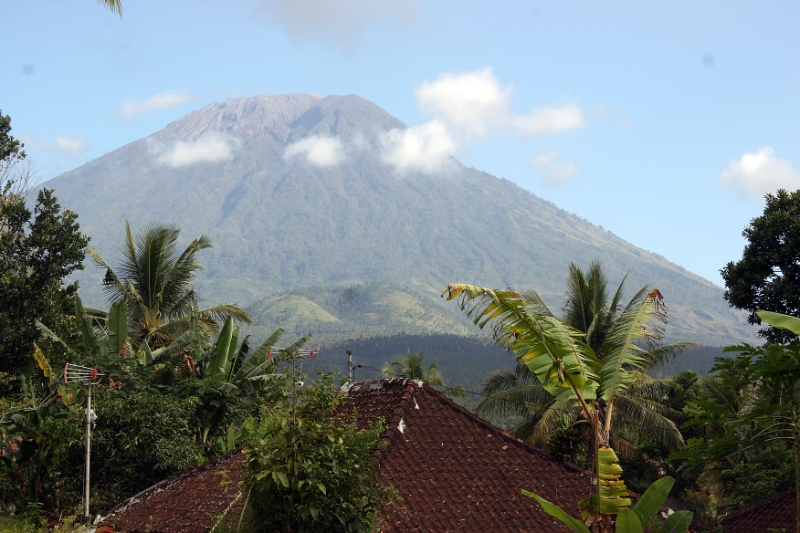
[
  {"xmin": 151, "ymin": 132, "xmax": 240, "ymax": 168},
  {"xmin": 25, "ymin": 135, "xmax": 86, "ymax": 154},
  {"xmin": 284, "ymin": 136, "xmax": 346, "ymax": 167},
  {"xmin": 527, "ymin": 151, "xmax": 580, "ymax": 185},
  {"xmin": 380, "ymin": 68, "xmax": 585, "ymax": 174}
]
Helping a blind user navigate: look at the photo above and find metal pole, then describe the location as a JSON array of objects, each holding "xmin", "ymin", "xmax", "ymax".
[
  {"xmin": 85, "ymin": 385, "xmax": 91, "ymax": 520},
  {"xmin": 347, "ymin": 350, "xmax": 354, "ymax": 382}
]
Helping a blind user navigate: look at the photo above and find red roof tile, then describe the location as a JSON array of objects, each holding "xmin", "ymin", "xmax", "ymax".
[
  {"xmin": 698, "ymin": 488, "xmax": 796, "ymax": 533},
  {"xmin": 102, "ymin": 379, "xmax": 594, "ymax": 533}
]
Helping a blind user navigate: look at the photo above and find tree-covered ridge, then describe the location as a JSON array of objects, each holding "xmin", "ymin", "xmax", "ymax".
[{"xmin": 245, "ymin": 282, "xmax": 478, "ymax": 343}]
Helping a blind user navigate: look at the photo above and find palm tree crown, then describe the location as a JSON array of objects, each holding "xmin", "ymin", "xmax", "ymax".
[
  {"xmin": 89, "ymin": 221, "xmax": 250, "ymax": 349},
  {"xmin": 476, "ymin": 261, "xmax": 692, "ymax": 453}
]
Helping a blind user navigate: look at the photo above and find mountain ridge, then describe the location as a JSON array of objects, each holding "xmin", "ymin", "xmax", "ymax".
[{"xmin": 41, "ymin": 93, "xmax": 756, "ymax": 346}]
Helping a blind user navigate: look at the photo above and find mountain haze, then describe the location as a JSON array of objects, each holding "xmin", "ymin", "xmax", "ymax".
[{"xmin": 42, "ymin": 94, "xmax": 756, "ymax": 346}]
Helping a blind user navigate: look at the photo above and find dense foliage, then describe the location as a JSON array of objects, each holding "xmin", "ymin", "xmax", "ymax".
[
  {"xmin": 722, "ymin": 189, "xmax": 800, "ymax": 343},
  {"xmin": 243, "ymin": 363, "xmax": 393, "ymax": 533},
  {"xmin": 0, "ymin": 182, "xmax": 88, "ymax": 379},
  {"xmin": 669, "ymin": 319, "xmax": 800, "ymax": 524}
]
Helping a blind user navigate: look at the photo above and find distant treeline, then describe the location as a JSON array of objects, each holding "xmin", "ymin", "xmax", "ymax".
[
  {"xmin": 304, "ymin": 334, "xmax": 729, "ymax": 392},
  {"xmin": 304, "ymin": 333, "xmax": 514, "ymax": 406}
]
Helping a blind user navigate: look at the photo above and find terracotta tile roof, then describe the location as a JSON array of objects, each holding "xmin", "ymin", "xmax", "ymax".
[
  {"xmin": 101, "ymin": 379, "xmax": 593, "ymax": 533},
  {"xmin": 101, "ymin": 450, "xmax": 246, "ymax": 533},
  {"xmin": 698, "ymin": 488, "xmax": 796, "ymax": 533}
]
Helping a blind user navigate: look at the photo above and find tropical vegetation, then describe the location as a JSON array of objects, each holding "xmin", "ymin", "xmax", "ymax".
[
  {"xmin": 443, "ymin": 283, "xmax": 693, "ymax": 532},
  {"xmin": 381, "ymin": 349, "xmax": 466, "ymax": 399},
  {"xmin": 88, "ymin": 221, "xmax": 251, "ymax": 350},
  {"xmin": 241, "ymin": 352, "xmax": 394, "ymax": 533},
  {"xmin": 722, "ymin": 188, "xmax": 800, "ymax": 343},
  {"xmin": 474, "ymin": 262, "xmax": 692, "ymax": 460}
]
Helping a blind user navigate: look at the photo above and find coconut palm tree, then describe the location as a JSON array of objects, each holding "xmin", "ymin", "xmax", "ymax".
[
  {"xmin": 474, "ymin": 261, "xmax": 692, "ymax": 454},
  {"xmin": 88, "ymin": 221, "xmax": 251, "ymax": 350},
  {"xmin": 382, "ymin": 349, "xmax": 466, "ymax": 400}
]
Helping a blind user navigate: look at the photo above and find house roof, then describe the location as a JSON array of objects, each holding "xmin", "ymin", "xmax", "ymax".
[
  {"xmin": 698, "ymin": 488, "xmax": 796, "ymax": 533},
  {"xmin": 101, "ymin": 379, "xmax": 593, "ymax": 533}
]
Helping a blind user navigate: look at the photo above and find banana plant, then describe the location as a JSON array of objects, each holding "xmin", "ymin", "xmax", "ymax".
[
  {"xmin": 188, "ymin": 313, "xmax": 311, "ymax": 445},
  {"xmin": 36, "ymin": 295, "xmax": 191, "ymax": 373},
  {"xmin": 443, "ymin": 284, "xmax": 686, "ymax": 531},
  {"xmin": 524, "ymin": 477, "xmax": 692, "ymax": 533}
]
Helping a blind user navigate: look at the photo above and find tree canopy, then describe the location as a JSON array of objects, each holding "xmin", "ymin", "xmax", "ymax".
[
  {"xmin": 0, "ymin": 188, "xmax": 88, "ymax": 378},
  {"xmin": 721, "ymin": 189, "xmax": 800, "ymax": 343}
]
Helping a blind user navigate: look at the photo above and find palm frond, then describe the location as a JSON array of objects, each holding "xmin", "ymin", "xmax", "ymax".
[
  {"xmin": 613, "ymin": 395, "xmax": 685, "ymax": 451},
  {"xmin": 198, "ymin": 305, "xmax": 252, "ymax": 327},
  {"xmin": 530, "ymin": 399, "xmax": 581, "ymax": 446},
  {"xmin": 476, "ymin": 366, "xmax": 553, "ymax": 420},
  {"xmin": 443, "ymin": 284, "xmax": 599, "ymax": 403},
  {"xmin": 598, "ymin": 289, "xmax": 666, "ymax": 403},
  {"xmin": 564, "ymin": 262, "xmax": 592, "ymax": 333},
  {"xmin": 519, "ymin": 288, "xmax": 554, "ymax": 317}
]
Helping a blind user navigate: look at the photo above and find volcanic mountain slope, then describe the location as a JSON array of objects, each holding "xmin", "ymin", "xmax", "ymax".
[{"xmin": 43, "ymin": 93, "xmax": 755, "ymax": 346}]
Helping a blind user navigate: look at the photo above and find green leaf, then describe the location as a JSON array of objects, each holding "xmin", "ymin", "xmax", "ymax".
[
  {"xmin": 661, "ymin": 510, "xmax": 692, "ymax": 533},
  {"xmin": 273, "ymin": 471, "xmax": 289, "ymax": 488},
  {"xmin": 633, "ymin": 476, "xmax": 674, "ymax": 526},
  {"xmin": 521, "ymin": 490, "xmax": 591, "ymax": 533},
  {"xmin": 317, "ymin": 483, "xmax": 326, "ymax": 495},
  {"xmin": 209, "ymin": 317, "xmax": 236, "ymax": 380},
  {"xmin": 615, "ymin": 508, "xmax": 643, "ymax": 533},
  {"xmin": 107, "ymin": 300, "xmax": 129, "ymax": 357},
  {"xmin": 309, "ymin": 506, "xmax": 319, "ymax": 521},
  {"xmin": 757, "ymin": 310, "xmax": 800, "ymax": 335},
  {"xmin": 75, "ymin": 295, "xmax": 104, "ymax": 358}
]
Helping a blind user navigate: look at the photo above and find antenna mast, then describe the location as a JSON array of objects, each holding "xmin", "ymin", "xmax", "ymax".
[
  {"xmin": 65, "ymin": 363, "xmax": 105, "ymax": 521},
  {"xmin": 346, "ymin": 349, "xmax": 354, "ymax": 381}
]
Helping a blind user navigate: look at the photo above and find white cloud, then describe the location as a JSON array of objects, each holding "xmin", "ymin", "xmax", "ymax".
[
  {"xmin": 720, "ymin": 147, "xmax": 800, "ymax": 200},
  {"xmin": 412, "ymin": 68, "xmax": 585, "ymax": 140},
  {"xmin": 380, "ymin": 68, "xmax": 585, "ymax": 175},
  {"xmin": 253, "ymin": 0, "xmax": 414, "ymax": 47},
  {"xmin": 512, "ymin": 104, "xmax": 585, "ymax": 136},
  {"xmin": 284, "ymin": 136, "xmax": 346, "ymax": 167},
  {"xmin": 121, "ymin": 90, "xmax": 191, "ymax": 118},
  {"xmin": 54, "ymin": 136, "xmax": 86, "ymax": 154},
  {"xmin": 527, "ymin": 151, "xmax": 581, "ymax": 185},
  {"xmin": 152, "ymin": 132, "xmax": 240, "ymax": 168},
  {"xmin": 414, "ymin": 69, "xmax": 510, "ymax": 139},
  {"xmin": 379, "ymin": 120, "xmax": 458, "ymax": 174},
  {"xmin": 24, "ymin": 135, "xmax": 86, "ymax": 154}
]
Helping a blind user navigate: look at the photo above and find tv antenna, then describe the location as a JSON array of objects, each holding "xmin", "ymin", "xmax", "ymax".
[{"xmin": 64, "ymin": 363, "xmax": 105, "ymax": 520}]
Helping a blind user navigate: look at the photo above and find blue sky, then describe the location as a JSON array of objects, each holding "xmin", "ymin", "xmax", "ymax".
[{"xmin": 2, "ymin": 0, "xmax": 798, "ymax": 286}]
